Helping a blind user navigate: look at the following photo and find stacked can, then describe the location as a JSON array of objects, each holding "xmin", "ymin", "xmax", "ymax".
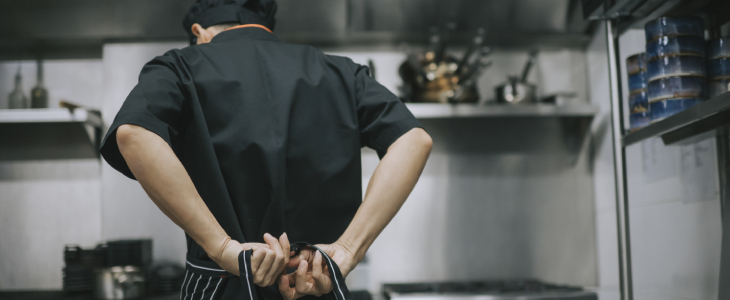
[
  {"xmin": 645, "ymin": 16, "xmax": 707, "ymax": 123},
  {"xmin": 707, "ymin": 38, "xmax": 730, "ymax": 97},
  {"xmin": 627, "ymin": 53, "xmax": 649, "ymax": 131}
]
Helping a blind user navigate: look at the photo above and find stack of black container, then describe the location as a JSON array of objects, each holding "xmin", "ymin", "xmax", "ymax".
[{"xmin": 62, "ymin": 239, "xmax": 152, "ymax": 293}]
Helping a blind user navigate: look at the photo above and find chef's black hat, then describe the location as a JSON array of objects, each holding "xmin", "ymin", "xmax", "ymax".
[{"xmin": 183, "ymin": 0, "xmax": 277, "ymax": 45}]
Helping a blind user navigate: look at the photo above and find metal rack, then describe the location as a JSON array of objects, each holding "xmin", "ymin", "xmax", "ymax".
[
  {"xmin": 405, "ymin": 103, "xmax": 597, "ymax": 155},
  {"xmin": 405, "ymin": 103, "xmax": 598, "ymax": 119},
  {"xmin": 0, "ymin": 108, "xmax": 103, "ymax": 160},
  {"xmin": 586, "ymin": 0, "xmax": 730, "ymax": 299}
]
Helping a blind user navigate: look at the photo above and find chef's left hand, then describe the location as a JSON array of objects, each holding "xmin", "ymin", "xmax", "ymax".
[{"xmin": 277, "ymin": 242, "xmax": 356, "ymax": 300}]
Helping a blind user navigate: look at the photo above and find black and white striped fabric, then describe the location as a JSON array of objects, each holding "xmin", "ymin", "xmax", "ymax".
[{"xmin": 179, "ymin": 242, "xmax": 351, "ymax": 300}]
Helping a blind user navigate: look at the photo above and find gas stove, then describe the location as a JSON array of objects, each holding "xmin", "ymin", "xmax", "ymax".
[{"xmin": 383, "ymin": 280, "xmax": 597, "ymax": 300}]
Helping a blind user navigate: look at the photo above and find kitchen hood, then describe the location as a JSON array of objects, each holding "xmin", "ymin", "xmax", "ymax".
[{"xmin": 0, "ymin": 0, "xmax": 592, "ymax": 59}]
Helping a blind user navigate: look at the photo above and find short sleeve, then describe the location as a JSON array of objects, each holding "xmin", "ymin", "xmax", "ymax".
[
  {"xmin": 99, "ymin": 56, "xmax": 187, "ymax": 180},
  {"xmin": 354, "ymin": 64, "xmax": 422, "ymax": 158}
]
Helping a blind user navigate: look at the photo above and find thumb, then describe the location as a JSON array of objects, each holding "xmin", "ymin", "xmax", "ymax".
[{"xmin": 241, "ymin": 242, "xmax": 270, "ymax": 251}]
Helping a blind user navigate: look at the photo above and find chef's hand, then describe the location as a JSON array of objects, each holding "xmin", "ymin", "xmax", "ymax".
[
  {"xmin": 277, "ymin": 242, "xmax": 356, "ymax": 300},
  {"xmin": 215, "ymin": 233, "xmax": 291, "ymax": 287}
]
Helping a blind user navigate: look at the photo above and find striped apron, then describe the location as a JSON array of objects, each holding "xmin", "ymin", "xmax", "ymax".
[{"xmin": 179, "ymin": 242, "xmax": 351, "ymax": 300}]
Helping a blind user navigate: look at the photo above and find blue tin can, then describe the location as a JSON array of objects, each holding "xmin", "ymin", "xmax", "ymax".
[
  {"xmin": 646, "ymin": 35, "xmax": 705, "ymax": 60},
  {"xmin": 647, "ymin": 76, "xmax": 706, "ymax": 102},
  {"xmin": 626, "ymin": 53, "xmax": 647, "ymax": 75},
  {"xmin": 630, "ymin": 111, "xmax": 650, "ymax": 131},
  {"xmin": 645, "ymin": 16, "xmax": 704, "ymax": 42},
  {"xmin": 709, "ymin": 79, "xmax": 730, "ymax": 98},
  {"xmin": 649, "ymin": 98, "xmax": 700, "ymax": 122},
  {"xmin": 707, "ymin": 38, "xmax": 730, "ymax": 60},
  {"xmin": 708, "ymin": 58, "xmax": 730, "ymax": 80},
  {"xmin": 647, "ymin": 55, "xmax": 706, "ymax": 81},
  {"xmin": 628, "ymin": 72, "xmax": 648, "ymax": 92},
  {"xmin": 629, "ymin": 90, "xmax": 648, "ymax": 113}
]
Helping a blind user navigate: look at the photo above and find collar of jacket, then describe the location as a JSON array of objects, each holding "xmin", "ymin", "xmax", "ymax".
[{"xmin": 211, "ymin": 25, "xmax": 280, "ymax": 43}]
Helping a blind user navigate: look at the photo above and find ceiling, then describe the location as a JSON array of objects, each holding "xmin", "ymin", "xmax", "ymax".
[{"xmin": 0, "ymin": 0, "xmax": 593, "ymax": 59}]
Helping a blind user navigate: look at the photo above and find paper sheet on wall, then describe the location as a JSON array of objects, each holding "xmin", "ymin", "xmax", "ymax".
[
  {"xmin": 680, "ymin": 138, "xmax": 719, "ymax": 203},
  {"xmin": 642, "ymin": 137, "xmax": 679, "ymax": 182}
]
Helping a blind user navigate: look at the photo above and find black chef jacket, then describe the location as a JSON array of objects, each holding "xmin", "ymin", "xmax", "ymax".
[{"xmin": 99, "ymin": 26, "xmax": 421, "ymax": 297}]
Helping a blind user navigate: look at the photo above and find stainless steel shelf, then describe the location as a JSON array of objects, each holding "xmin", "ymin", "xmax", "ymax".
[
  {"xmin": 405, "ymin": 103, "xmax": 596, "ymax": 156},
  {"xmin": 405, "ymin": 103, "xmax": 599, "ymax": 119},
  {"xmin": 0, "ymin": 108, "xmax": 103, "ymax": 160},
  {"xmin": 622, "ymin": 91, "xmax": 730, "ymax": 146}
]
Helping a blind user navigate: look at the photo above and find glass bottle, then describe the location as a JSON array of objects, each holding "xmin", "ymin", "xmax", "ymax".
[
  {"xmin": 31, "ymin": 59, "xmax": 48, "ymax": 108},
  {"xmin": 8, "ymin": 67, "xmax": 29, "ymax": 109}
]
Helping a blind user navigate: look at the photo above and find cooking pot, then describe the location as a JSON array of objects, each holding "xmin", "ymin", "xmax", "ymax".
[
  {"xmin": 94, "ymin": 266, "xmax": 145, "ymax": 300},
  {"xmin": 495, "ymin": 50, "xmax": 538, "ymax": 104}
]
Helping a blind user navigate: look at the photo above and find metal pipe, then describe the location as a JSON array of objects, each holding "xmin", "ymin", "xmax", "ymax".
[
  {"xmin": 716, "ymin": 128, "xmax": 730, "ymax": 299},
  {"xmin": 605, "ymin": 19, "xmax": 634, "ymax": 300}
]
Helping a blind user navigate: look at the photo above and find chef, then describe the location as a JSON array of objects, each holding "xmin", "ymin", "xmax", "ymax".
[{"xmin": 99, "ymin": 0, "xmax": 432, "ymax": 299}]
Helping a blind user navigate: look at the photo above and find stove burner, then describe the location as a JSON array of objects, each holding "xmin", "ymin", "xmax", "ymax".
[{"xmin": 383, "ymin": 280, "xmax": 591, "ymax": 298}]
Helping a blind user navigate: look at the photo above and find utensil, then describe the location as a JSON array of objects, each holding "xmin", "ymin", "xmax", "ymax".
[
  {"xmin": 94, "ymin": 266, "xmax": 145, "ymax": 300},
  {"xmin": 495, "ymin": 49, "xmax": 538, "ymax": 104},
  {"xmin": 455, "ymin": 28, "xmax": 485, "ymax": 75}
]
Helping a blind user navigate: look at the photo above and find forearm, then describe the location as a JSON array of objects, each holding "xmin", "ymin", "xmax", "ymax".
[
  {"xmin": 338, "ymin": 128, "xmax": 432, "ymax": 263},
  {"xmin": 116, "ymin": 124, "xmax": 234, "ymax": 263}
]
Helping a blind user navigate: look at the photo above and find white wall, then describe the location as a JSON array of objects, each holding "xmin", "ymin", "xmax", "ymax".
[
  {"xmin": 587, "ymin": 26, "xmax": 723, "ymax": 300},
  {"xmin": 338, "ymin": 49, "xmax": 597, "ymax": 290},
  {"xmin": 0, "ymin": 60, "xmax": 104, "ymax": 290},
  {"xmin": 100, "ymin": 43, "xmax": 189, "ymax": 265}
]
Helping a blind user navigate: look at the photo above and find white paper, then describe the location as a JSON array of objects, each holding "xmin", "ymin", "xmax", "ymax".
[
  {"xmin": 642, "ymin": 137, "xmax": 679, "ymax": 182},
  {"xmin": 680, "ymin": 138, "xmax": 719, "ymax": 203}
]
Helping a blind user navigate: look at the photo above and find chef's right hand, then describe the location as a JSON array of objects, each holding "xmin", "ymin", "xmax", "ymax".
[{"xmin": 214, "ymin": 233, "xmax": 291, "ymax": 287}]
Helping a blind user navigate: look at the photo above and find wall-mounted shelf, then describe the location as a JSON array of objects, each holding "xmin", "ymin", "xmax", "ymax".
[
  {"xmin": 623, "ymin": 91, "xmax": 730, "ymax": 146},
  {"xmin": 405, "ymin": 103, "xmax": 597, "ymax": 156},
  {"xmin": 405, "ymin": 103, "xmax": 599, "ymax": 119},
  {"xmin": 0, "ymin": 108, "xmax": 103, "ymax": 160}
]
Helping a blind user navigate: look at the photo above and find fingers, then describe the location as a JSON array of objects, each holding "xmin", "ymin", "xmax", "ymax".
[
  {"xmin": 312, "ymin": 251, "xmax": 332, "ymax": 292},
  {"xmin": 250, "ymin": 247, "xmax": 265, "ymax": 275},
  {"xmin": 278, "ymin": 273, "xmax": 299, "ymax": 300},
  {"xmin": 254, "ymin": 247, "xmax": 276, "ymax": 286},
  {"xmin": 280, "ymin": 233, "xmax": 291, "ymax": 262},
  {"xmin": 287, "ymin": 247, "xmax": 314, "ymax": 269},
  {"xmin": 242, "ymin": 242, "xmax": 270, "ymax": 251},
  {"xmin": 260, "ymin": 233, "xmax": 285, "ymax": 286},
  {"xmin": 294, "ymin": 260, "xmax": 311, "ymax": 295}
]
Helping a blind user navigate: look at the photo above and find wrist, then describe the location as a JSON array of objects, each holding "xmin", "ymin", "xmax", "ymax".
[
  {"xmin": 335, "ymin": 236, "xmax": 367, "ymax": 264},
  {"xmin": 203, "ymin": 234, "xmax": 235, "ymax": 263}
]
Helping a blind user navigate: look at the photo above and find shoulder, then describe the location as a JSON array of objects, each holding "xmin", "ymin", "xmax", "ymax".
[{"xmin": 324, "ymin": 54, "xmax": 363, "ymax": 72}]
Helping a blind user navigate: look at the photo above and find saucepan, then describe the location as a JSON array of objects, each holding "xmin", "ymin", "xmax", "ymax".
[
  {"xmin": 94, "ymin": 266, "xmax": 145, "ymax": 300},
  {"xmin": 495, "ymin": 50, "xmax": 538, "ymax": 104}
]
